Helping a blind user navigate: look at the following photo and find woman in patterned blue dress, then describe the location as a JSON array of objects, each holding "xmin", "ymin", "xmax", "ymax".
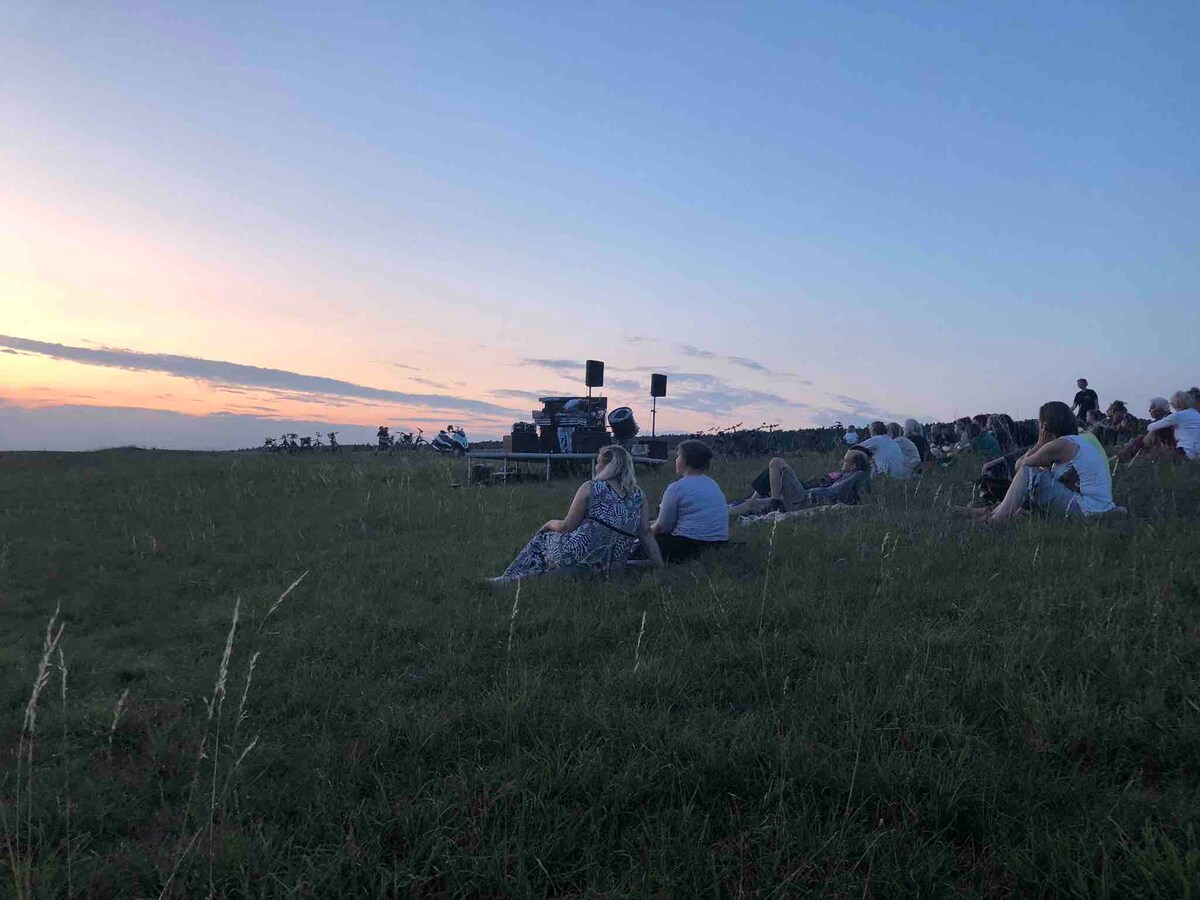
[{"xmin": 492, "ymin": 445, "xmax": 664, "ymax": 583}]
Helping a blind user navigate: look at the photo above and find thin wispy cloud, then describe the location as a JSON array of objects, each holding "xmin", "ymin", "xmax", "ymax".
[
  {"xmin": 518, "ymin": 357, "xmax": 812, "ymax": 420},
  {"xmin": 0, "ymin": 334, "xmax": 516, "ymax": 416},
  {"xmin": 518, "ymin": 358, "xmax": 586, "ymax": 376},
  {"xmin": 489, "ymin": 388, "xmax": 552, "ymax": 401},
  {"xmin": 674, "ymin": 344, "xmax": 810, "ymax": 383},
  {"xmin": 726, "ymin": 356, "xmax": 769, "ymax": 373},
  {"xmin": 406, "ymin": 376, "xmax": 449, "ymax": 389}
]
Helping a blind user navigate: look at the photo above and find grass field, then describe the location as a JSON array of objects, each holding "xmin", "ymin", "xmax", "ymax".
[{"xmin": 2, "ymin": 448, "xmax": 1199, "ymax": 898}]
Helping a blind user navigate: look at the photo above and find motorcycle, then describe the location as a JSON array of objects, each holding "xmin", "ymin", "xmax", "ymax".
[{"xmin": 431, "ymin": 425, "xmax": 470, "ymax": 455}]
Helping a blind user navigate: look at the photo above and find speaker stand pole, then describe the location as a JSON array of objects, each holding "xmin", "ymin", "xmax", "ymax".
[{"xmin": 651, "ymin": 396, "xmax": 657, "ymax": 438}]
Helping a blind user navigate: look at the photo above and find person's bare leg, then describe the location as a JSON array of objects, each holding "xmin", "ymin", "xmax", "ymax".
[
  {"xmin": 728, "ymin": 496, "xmax": 775, "ymax": 517},
  {"xmin": 768, "ymin": 457, "xmax": 787, "ymax": 499},
  {"xmin": 990, "ymin": 468, "xmax": 1032, "ymax": 524}
]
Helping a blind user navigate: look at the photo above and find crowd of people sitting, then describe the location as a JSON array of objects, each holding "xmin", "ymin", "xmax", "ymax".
[{"xmin": 489, "ymin": 379, "xmax": 1200, "ymax": 584}]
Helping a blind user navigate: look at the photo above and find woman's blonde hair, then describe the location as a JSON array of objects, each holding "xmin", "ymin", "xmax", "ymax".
[{"xmin": 595, "ymin": 444, "xmax": 638, "ymax": 497}]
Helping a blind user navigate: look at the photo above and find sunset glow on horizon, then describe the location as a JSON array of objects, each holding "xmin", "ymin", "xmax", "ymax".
[{"xmin": 3, "ymin": 3, "xmax": 1197, "ymax": 450}]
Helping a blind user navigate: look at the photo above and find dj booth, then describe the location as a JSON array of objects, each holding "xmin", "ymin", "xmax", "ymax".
[{"xmin": 504, "ymin": 395, "xmax": 668, "ymax": 460}]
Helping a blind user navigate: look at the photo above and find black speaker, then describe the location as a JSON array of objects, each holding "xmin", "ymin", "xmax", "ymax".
[
  {"xmin": 572, "ymin": 429, "xmax": 612, "ymax": 454},
  {"xmin": 585, "ymin": 359, "xmax": 604, "ymax": 388},
  {"xmin": 650, "ymin": 373, "xmax": 667, "ymax": 398},
  {"xmin": 608, "ymin": 407, "xmax": 640, "ymax": 442}
]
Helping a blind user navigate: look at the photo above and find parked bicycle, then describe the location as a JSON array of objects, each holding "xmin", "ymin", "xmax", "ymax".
[{"xmin": 396, "ymin": 428, "xmax": 427, "ymax": 450}]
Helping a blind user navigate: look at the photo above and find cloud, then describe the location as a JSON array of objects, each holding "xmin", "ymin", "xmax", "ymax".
[
  {"xmin": 389, "ymin": 362, "xmax": 419, "ymax": 371},
  {"xmin": 489, "ymin": 388, "xmax": 550, "ymax": 400},
  {"xmin": 519, "ymin": 358, "xmax": 585, "ymax": 376},
  {"xmin": 516, "ymin": 360, "xmax": 641, "ymax": 395},
  {"xmin": 726, "ymin": 356, "xmax": 769, "ymax": 373},
  {"xmin": 633, "ymin": 371, "xmax": 810, "ymax": 418},
  {"xmin": 0, "ymin": 334, "xmax": 515, "ymax": 416},
  {"xmin": 406, "ymin": 376, "xmax": 449, "ymax": 389},
  {"xmin": 1, "ymin": 348, "xmax": 21, "ymax": 355},
  {"xmin": 673, "ymin": 344, "xmax": 809, "ymax": 383},
  {"xmin": 512, "ymin": 356, "xmax": 817, "ymax": 422},
  {"xmin": 820, "ymin": 393, "xmax": 912, "ymax": 424},
  {"xmin": 623, "ymin": 334, "xmax": 654, "ymax": 345}
]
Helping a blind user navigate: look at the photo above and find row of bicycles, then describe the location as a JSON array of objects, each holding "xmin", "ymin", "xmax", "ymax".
[
  {"xmin": 261, "ymin": 432, "xmax": 340, "ymax": 452},
  {"xmin": 693, "ymin": 422, "xmax": 782, "ymax": 458},
  {"xmin": 376, "ymin": 426, "xmax": 427, "ymax": 453},
  {"xmin": 257, "ymin": 426, "xmax": 470, "ymax": 455}
]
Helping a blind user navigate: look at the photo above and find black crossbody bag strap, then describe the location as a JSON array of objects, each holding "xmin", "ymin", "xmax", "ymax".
[{"xmin": 585, "ymin": 515, "xmax": 640, "ymax": 539}]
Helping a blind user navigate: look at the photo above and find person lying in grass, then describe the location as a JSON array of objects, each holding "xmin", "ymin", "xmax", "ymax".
[
  {"xmin": 490, "ymin": 445, "xmax": 663, "ymax": 583},
  {"xmin": 727, "ymin": 451, "xmax": 869, "ymax": 517},
  {"xmin": 650, "ymin": 439, "xmax": 728, "ymax": 563},
  {"xmin": 957, "ymin": 401, "xmax": 1115, "ymax": 524}
]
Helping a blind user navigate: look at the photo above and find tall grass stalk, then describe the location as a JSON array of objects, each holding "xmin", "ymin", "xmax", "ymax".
[
  {"xmin": 106, "ymin": 689, "xmax": 129, "ymax": 764},
  {"xmin": 257, "ymin": 570, "xmax": 307, "ymax": 636},
  {"xmin": 57, "ymin": 647, "xmax": 72, "ymax": 900},
  {"xmin": 506, "ymin": 580, "xmax": 521, "ymax": 662},
  {"xmin": 632, "ymin": 610, "xmax": 647, "ymax": 673},
  {"xmin": 4, "ymin": 603, "xmax": 64, "ymax": 900}
]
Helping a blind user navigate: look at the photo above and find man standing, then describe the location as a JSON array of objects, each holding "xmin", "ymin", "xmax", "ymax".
[{"xmin": 1072, "ymin": 379, "xmax": 1099, "ymax": 421}]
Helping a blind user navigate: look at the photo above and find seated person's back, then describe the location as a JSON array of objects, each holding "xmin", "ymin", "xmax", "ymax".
[
  {"xmin": 652, "ymin": 440, "xmax": 728, "ymax": 561},
  {"xmin": 858, "ymin": 422, "xmax": 909, "ymax": 477},
  {"xmin": 657, "ymin": 474, "xmax": 728, "ymax": 539},
  {"xmin": 1147, "ymin": 391, "xmax": 1200, "ymax": 459}
]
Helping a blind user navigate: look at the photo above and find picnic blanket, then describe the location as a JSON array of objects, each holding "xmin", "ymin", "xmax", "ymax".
[{"xmin": 737, "ymin": 503, "xmax": 865, "ymax": 526}]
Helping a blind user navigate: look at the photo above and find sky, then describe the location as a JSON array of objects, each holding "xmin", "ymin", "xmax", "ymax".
[{"xmin": 2, "ymin": 1, "xmax": 1197, "ymax": 450}]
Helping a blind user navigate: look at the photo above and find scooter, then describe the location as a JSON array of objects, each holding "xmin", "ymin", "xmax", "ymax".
[{"xmin": 431, "ymin": 425, "xmax": 470, "ymax": 455}]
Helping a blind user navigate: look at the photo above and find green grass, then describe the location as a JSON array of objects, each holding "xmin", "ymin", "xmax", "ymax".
[{"xmin": 2, "ymin": 448, "xmax": 1199, "ymax": 898}]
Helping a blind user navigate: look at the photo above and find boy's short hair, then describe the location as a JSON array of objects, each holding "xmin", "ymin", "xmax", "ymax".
[{"xmin": 676, "ymin": 439, "xmax": 714, "ymax": 471}]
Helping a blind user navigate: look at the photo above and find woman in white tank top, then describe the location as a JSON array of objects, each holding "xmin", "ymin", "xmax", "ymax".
[
  {"xmin": 1050, "ymin": 434, "xmax": 1114, "ymax": 515},
  {"xmin": 958, "ymin": 401, "xmax": 1115, "ymax": 524}
]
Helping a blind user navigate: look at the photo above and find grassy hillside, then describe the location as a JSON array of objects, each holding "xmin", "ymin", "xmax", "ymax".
[{"xmin": 2, "ymin": 449, "xmax": 1199, "ymax": 898}]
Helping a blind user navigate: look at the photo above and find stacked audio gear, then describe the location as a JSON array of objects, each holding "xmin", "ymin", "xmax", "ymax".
[
  {"xmin": 502, "ymin": 360, "xmax": 666, "ymax": 457},
  {"xmin": 529, "ymin": 396, "xmax": 609, "ymax": 453}
]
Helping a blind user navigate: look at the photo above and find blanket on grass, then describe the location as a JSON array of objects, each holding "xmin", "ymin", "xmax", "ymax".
[{"xmin": 737, "ymin": 503, "xmax": 865, "ymax": 526}]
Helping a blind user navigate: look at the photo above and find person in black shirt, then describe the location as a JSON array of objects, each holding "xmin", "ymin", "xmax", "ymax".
[{"xmin": 1072, "ymin": 378, "xmax": 1099, "ymax": 421}]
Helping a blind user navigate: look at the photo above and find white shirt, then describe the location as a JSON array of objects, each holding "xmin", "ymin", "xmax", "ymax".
[
  {"xmin": 894, "ymin": 436, "xmax": 922, "ymax": 473},
  {"xmin": 1052, "ymin": 435, "xmax": 1116, "ymax": 515},
  {"xmin": 653, "ymin": 475, "xmax": 729, "ymax": 541},
  {"xmin": 1148, "ymin": 407, "xmax": 1200, "ymax": 459},
  {"xmin": 857, "ymin": 435, "xmax": 910, "ymax": 478}
]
